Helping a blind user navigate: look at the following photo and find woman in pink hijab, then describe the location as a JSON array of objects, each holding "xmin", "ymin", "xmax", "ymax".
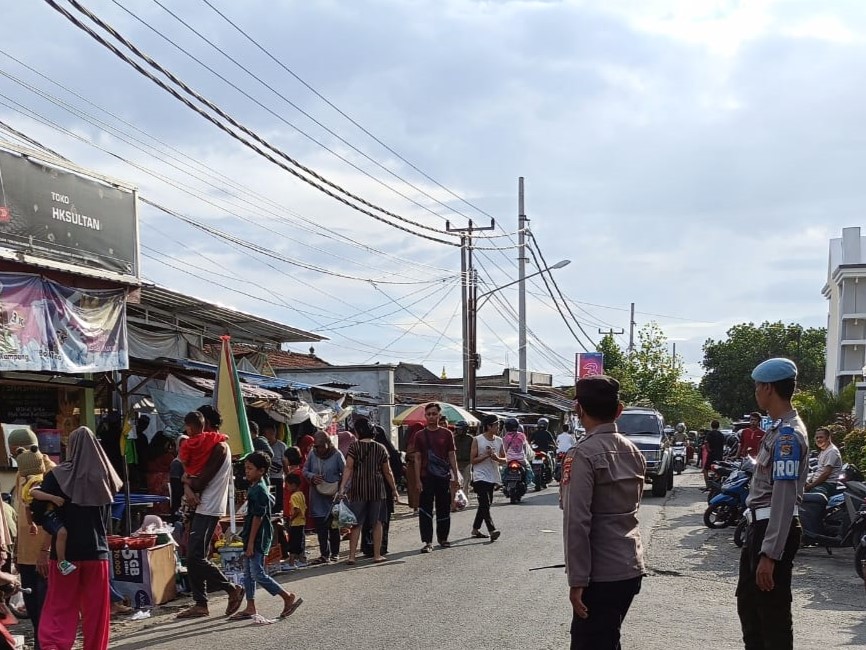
[{"xmin": 35, "ymin": 427, "xmax": 122, "ymax": 650}]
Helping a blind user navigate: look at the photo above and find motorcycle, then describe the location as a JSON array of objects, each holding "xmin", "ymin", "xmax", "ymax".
[
  {"xmin": 672, "ymin": 442, "xmax": 687, "ymax": 475},
  {"xmin": 553, "ymin": 452, "xmax": 566, "ymax": 483},
  {"xmin": 530, "ymin": 445, "xmax": 554, "ymax": 491},
  {"xmin": 704, "ymin": 456, "xmax": 755, "ymax": 529},
  {"xmin": 502, "ymin": 460, "xmax": 528, "ymax": 504},
  {"xmin": 800, "ymin": 464, "xmax": 866, "ymax": 552},
  {"xmin": 854, "ymin": 501, "xmax": 866, "ymax": 580},
  {"xmin": 705, "ymin": 459, "xmax": 741, "ymax": 501}
]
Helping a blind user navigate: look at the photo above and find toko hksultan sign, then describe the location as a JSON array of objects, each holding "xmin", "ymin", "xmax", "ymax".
[{"xmin": 0, "ymin": 146, "xmax": 138, "ymax": 278}]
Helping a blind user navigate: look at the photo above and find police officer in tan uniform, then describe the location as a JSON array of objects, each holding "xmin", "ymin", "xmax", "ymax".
[{"xmin": 737, "ymin": 358, "xmax": 809, "ymax": 650}]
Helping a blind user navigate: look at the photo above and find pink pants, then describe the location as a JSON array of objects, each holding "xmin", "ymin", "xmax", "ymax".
[{"xmin": 39, "ymin": 560, "xmax": 111, "ymax": 650}]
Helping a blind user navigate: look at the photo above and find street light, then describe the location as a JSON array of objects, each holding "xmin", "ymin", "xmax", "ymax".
[{"xmin": 467, "ymin": 259, "xmax": 571, "ymax": 411}]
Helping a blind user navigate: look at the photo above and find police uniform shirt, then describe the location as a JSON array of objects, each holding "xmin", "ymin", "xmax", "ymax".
[{"xmin": 745, "ymin": 409, "xmax": 809, "ymax": 560}]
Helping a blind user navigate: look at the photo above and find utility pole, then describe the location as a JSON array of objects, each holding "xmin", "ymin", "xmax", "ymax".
[
  {"xmin": 598, "ymin": 327, "xmax": 624, "ymax": 338},
  {"xmin": 447, "ymin": 218, "xmax": 495, "ymax": 410},
  {"xmin": 672, "ymin": 342, "xmax": 677, "ymax": 368},
  {"xmin": 518, "ymin": 177, "xmax": 528, "ymax": 393},
  {"xmin": 628, "ymin": 302, "xmax": 636, "ymax": 354}
]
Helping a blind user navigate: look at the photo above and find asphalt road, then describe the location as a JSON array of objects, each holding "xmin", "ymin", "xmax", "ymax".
[{"xmin": 99, "ymin": 467, "xmax": 865, "ymax": 650}]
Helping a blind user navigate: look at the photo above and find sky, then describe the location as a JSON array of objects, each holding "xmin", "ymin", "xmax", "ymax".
[{"xmin": 1, "ymin": 0, "xmax": 864, "ymax": 386}]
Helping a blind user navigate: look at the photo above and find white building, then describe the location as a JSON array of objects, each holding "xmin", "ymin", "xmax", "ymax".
[{"xmin": 823, "ymin": 227, "xmax": 866, "ymax": 392}]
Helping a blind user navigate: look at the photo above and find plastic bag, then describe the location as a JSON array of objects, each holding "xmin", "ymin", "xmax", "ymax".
[
  {"xmin": 332, "ymin": 501, "xmax": 358, "ymax": 528},
  {"xmin": 453, "ymin": 489, "xmax": 468, "ymax": 511}
]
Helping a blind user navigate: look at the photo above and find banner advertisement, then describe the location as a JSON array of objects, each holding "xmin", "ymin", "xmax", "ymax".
[
  {"xmin": 575, "ymin": 352, "xmax": 604, "ymax": 380},
  {"xmin": 0, "ymin": 272, "xmax": 128, "ymax": 373},
  {"xmin": 0, "ymin": 148, "xmax": 138, "ymax": 277}
]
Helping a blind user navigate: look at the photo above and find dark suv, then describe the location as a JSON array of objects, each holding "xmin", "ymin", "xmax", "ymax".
[{"xmin": 616, "ymin": 406, "xmax": 673, "ymax": 497}]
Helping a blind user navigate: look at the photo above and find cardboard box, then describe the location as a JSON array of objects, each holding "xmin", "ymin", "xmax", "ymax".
[{"xmin": 111, "ymin": 543, "xmax": 177, "ymax": 608}]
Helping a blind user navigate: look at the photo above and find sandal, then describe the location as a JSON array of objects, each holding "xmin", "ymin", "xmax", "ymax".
[
  {"xmin": 309, "ymin": 557, "xmax": 329, "ymax": 566},
  {"xmin": 345, "ymin": 558, "xmax": 356, "ymax": 566},
  {"xmin": 279, "ymin": 597, "xmax": 304, "ymax": 619},
  {"xmin": 228, "ymin": 612, "xmax": 253, "ymax": 621}
]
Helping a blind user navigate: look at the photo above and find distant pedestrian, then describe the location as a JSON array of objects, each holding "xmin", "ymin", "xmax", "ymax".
[
  {"xmin": 469, "ymin": 414, "xmax": 505, "ymax": 541},
  {"xmin": 703, "ymin": 420, "xmax": 725, "ymax": 488},
  {"xmin": 336, "ymin": 427, "xmax": 357, "ymax": 457},
  {"xmin": 414, "ymin": 403, "xmax": 460, "ymax": 553},
  {"xmin": 263, "ymin": 425, "xmax": 287, "ymax": 513},
  {"xmin": 405, "ymin": 424, "xmax": 423, "ymax": 514},
  {"xmin": 302, "ymin": 432, "xmax": 345, "ymax": 564},
  {"xmin": 737, "ymin": 358, "xmax": 808, "ymax": 650},
  {"xmin": 453, "ymin": 421, "xmax": 474, "ymax": 495},
  {"xmin": 563, "ymin": 376, "xmax": 646, "ymax": 650},
  {"xmin": 337, "ymin": 421, "xmax": 398, "ymax": 564},
  {"xmin": 283, "ymin": 474, "xmax": 307, "ymax": 569},
  {"xmin": 229, "ymin": 451, "xmax": 302, "ymax": 621}
]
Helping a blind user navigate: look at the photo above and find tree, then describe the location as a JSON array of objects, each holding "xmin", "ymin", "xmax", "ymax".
[
  {"xmin": 792, "ymin": 383, "xmax": 856, "ymax": 438},
  {"xmin": 700, "ymin": 322, "xmax": 826, "ymax": 419},
  {"xmin": 597, "ymin": 323, "xmax": 720, "ymax": 427}
]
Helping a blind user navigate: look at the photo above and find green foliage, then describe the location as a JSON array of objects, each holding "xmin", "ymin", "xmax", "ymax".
[
  {"xmin": 700, "ymin": 321, "xmax": 826, "ymax": 419},
  {"xmin": 842, "ymin": 429, "xmax": 866, "ymax": 470},
  {"xmin": 792, "ymin": 383, "xmax": 856, "ymax": 437},
  {"xmin": 596, "ymin": 323, "xmax": 720, "ymax": 428}
]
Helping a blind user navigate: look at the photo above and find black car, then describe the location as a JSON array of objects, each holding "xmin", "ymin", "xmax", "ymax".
[{"xmin": 616, "ymin": 407, "xmax": 674, "ymax": 497}]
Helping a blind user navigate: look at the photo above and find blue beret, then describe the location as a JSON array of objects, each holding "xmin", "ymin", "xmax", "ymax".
[{"xmin": 751, "ymin": 358, "xmax": 798, "ymax": 382}]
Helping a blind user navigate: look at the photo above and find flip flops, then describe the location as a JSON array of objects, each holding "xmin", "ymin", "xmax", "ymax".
[
  {"xmin": 279, "ymin": 597, "xmax": 304, "ymax": 619},
  {"xmin": 228, "ymin": 612, "xmax": 253, "ymax": 621}
]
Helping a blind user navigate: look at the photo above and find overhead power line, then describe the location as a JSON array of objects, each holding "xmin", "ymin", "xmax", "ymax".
[
  {"xmin": 43, "ymin": 0, "xmax": 463, "ymax": 247},
  {"xmin": 199, "ymin": 0, "xmax": 501, "ymax": 227}
]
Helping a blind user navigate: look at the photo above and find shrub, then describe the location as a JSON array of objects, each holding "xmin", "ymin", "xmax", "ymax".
[{"xmin": 842, "ymin": 428, "xmax": 866, "ymax": 470}]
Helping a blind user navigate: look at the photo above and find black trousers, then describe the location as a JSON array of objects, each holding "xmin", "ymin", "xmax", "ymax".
[
  {"xmin": 314, "ymin": 515, "xmax": 341, "ymax": 559},
  {"xmin": 736, "ymin": 517, "xmax": 801, "ymax": 650},
  {"xmin": 570, "ymin": 576, "xmax": 642, "ymax": 650},
  {"xmin": 472, "ymin": 480, "xmax": 496, "ymax": 533},
  {"xmin": 271, "ymin": 476, "xmax": 284, "ymax": 514},
  {"xmin": 19, "ymin": 564, "xmax": 48, "ymax": 650},
  {"xmin": 187, "ymin": 514, "xmax": 234, "ymax": 606},
  {"xmin": 419, "ymin": 476, "xmax": 452, "ymax": 544}
]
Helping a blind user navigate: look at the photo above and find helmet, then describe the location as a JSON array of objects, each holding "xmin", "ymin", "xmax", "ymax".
[
  {"xmin": 675, "ymin": 423, "xmax": 686, "ymax": 433},
  {"xmin": 536, "ymin": 417, "xmax": 549, "ymax": 429},
  {"xmin": 504, "ymin": 418, "xmax": 519, "ymax": 432},
  {"xmin": 455, "ymin": 420, "xmax": 469, "ymax": 431}
]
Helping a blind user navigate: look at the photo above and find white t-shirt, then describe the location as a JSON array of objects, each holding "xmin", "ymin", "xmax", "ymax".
[
  {"xmin": 556, "ymin": 432, "xmax": 576, "ymax": 453},
  {"xmin": 197, "ymin": 451, "xmax": 233, "ymax": 517},
  {"xmin": 473, "ymin": 435, "xmax": 503, "ymax": 485}
]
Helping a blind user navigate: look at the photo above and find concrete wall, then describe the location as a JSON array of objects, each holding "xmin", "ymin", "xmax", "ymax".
[{"xmin": 275, "ymin": 365, "xmax": 396, "ymax": 440}]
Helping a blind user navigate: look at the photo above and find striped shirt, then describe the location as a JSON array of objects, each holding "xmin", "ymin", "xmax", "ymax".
[{"xmin": 346, "ymin": 440, "xmax": 388, "ymax": 501}]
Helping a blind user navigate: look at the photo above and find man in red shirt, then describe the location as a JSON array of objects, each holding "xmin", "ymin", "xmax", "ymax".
[
  {"xmin": 738, "ymin": 412, "xmax": 765, "ymax": 458},
  {"xmin": 413, "ymin": 403, "xmax": 460, "ymax": 554}
]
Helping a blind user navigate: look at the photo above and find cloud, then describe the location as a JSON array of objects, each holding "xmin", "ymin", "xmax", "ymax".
[{"xmin": 1, "ymin": 0, "xmax": 861, "ymax": 386}]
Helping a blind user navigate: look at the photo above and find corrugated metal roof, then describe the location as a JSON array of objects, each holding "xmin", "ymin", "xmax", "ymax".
[{"xmin": 129, "ymin": 285, "xmax": 325, "ymax": 346}]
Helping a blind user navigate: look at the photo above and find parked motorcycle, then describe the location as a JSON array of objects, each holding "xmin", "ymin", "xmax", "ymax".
[
  {"xmin": 502, "ymin": 460, "xmax": 527, "ymax": 504},
  {"xmin": 704, "ymin": 456, "xmax": 755, "ymax": 529},
  {"xmin": 800, "ymin": 464, "xmax": 866, "ymax": 552},
  {"xmin": 854, "ymin": 501, "xmax": 866, "ymax": 579},
  {"xmin": 672, "ymin": 442, "xmax": 687, "ymax": 475},
  {"xmin": 705, "ymin": 459, "xmax": 741, "ymax": 502}
]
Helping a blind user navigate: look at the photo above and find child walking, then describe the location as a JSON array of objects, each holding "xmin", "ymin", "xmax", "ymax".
[
  {"xmin": 17, "ymin": 446, "xmax": 75, "ymax": 576},
  {"xmin": 284, "ymin": 473, "xmax": 307, "ymax": 569},
  {"xmin": 230, "ymin": 451, "xmax": 303, "ymax": 621}
]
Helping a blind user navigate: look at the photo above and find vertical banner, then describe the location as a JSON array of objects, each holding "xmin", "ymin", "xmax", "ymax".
[{"xmin": 575, "ymin": 352, "xmax": 604, "ymax": 381}]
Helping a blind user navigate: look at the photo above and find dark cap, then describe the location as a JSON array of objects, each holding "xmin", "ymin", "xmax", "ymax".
[{"xmin": 575, "ymin": 375, "xmax": 620, "ymax": 404}]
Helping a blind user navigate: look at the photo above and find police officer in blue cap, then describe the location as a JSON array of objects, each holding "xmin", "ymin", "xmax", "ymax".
[{"xmin": 736, "ymin": 358, "xmax": 809, "ymax": 650}]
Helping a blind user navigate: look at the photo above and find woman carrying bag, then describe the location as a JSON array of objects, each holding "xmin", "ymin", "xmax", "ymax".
[{"xmin": 302, "ymin": 431, "xmax": 345, "ymax": 564}]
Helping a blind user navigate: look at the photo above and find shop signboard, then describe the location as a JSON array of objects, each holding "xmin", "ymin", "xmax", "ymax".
[
  {"xmin": 0, "ymin": 147, "xmax": 138, "ymax": 278},
  {"xmin": 0, "ymin": 272, "xmax": 128, "ymax": 372}
]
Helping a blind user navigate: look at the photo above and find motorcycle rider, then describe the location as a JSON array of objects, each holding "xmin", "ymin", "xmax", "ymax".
[
  {"xmin": 805, "ymin": 427, "xmax": 842, "ymax": 497},
  {"xmin": 530, "ymin": 418, "xmax": 557, "ymax": 453},
  {"xmin": 557, "ymin": 426, "xmax": 577, "ymax": 454},
  {"xmin": 673, "ymin": 423, "xmax": 688, "ymax": 444},
  {"xmin": 502, "ymin": 418, "xmax": 531, "ymax": 480}
]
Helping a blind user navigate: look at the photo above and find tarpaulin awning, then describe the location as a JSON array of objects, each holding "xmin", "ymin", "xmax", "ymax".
[{"xmin": 182, "ymin": 375, "xmax": 282, "ymax": 400}]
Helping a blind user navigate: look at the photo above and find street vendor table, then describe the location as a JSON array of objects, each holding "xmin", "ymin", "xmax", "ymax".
[{"xmin": 112, "ymin": 493, "xmax": 170, "ymax": 533}]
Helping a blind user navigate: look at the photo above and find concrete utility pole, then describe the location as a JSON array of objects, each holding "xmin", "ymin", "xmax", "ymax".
[
  {"xmin": 518, "ymin": 177, "xmax": 528, "ymax": 393},
  {"xmin": 598, "ymin": 327, "xmax": 624, "ymax": 338},
  {"xmin": 628, "ymin": 302, "xmax": 636, "ymax": 354},
  {"xmin": 448, "ymin": 218, "xmax": 494, "ymax": 411}
]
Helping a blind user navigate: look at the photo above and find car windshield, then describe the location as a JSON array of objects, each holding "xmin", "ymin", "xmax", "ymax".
[{"xmin": 616, "ymin": 413, "xmax": 660, "ymax": 437}]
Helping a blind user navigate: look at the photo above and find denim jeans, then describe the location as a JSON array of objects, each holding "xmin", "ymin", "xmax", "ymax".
[{"xmin": 243, "ymin": 552, "xmax": 283, "ymax": 601}]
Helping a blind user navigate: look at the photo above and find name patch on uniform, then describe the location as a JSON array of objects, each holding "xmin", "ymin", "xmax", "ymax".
[
  {"xmin": 562, "ymin": 454, "xmax": 574, "ymax": 486},
  {"xmin": 772, "ymin": 426, "xmax": 801, "ymax": 481}
]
